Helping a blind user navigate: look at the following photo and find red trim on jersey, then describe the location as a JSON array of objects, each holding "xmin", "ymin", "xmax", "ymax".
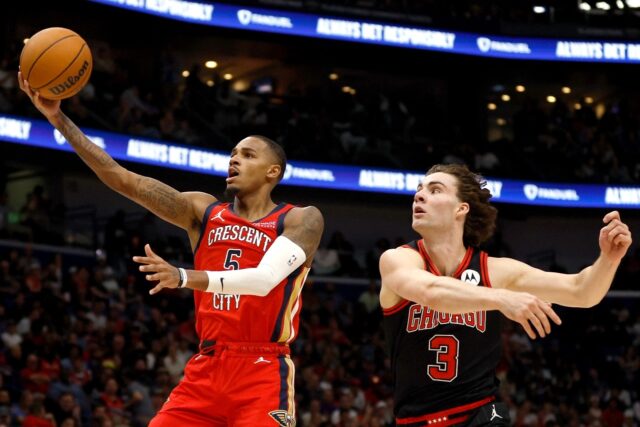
[
  {"xmin": 452, "ymin": 247, "xmax": 474, "ymax": 278},
  {"xmin": 395, "ymin": 396, "xmax": 495, "ymax": 425},
  {"xmin": 417, "ymin": 240, "xmax": 439, "ymax": 275},
  {"xmin": 382, "ymin": 299, "xmax": 410, "ymax": 316},
  {"xmin": 418, "ymin": 241, "xmax": 474, "ymax": 278},
  {"xmin": 480, "ymin": 252, "xmax": 493, "ymax": 288},
  {"xmin": 401, "ymin": 243, "xmax": 427, "ymax": 270}
]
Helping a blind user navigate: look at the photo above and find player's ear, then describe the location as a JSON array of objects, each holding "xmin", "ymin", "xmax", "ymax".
[
  {"xmin": 266, "ymin": 164, "xmax": 281, "ymax": 180},
  {"xmin": 456, "ymin": 202, "xmax": 469, "ymax": 217}
]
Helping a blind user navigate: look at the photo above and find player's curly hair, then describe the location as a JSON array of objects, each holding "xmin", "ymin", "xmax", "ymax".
[{"xmin": 426, "ymin": 164, "xmax": 498, "ymax": 247}]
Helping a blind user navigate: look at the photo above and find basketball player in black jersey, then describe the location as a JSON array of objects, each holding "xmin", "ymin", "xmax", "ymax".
[{"xmin": 379, "ymin": 164, "xmax": 632, "ymax": 426}]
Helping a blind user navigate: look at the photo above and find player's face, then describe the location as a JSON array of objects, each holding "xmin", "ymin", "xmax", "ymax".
[
  {"xmin": 412, "ymin": 172, "xmax": 466, "ymax": 233},
  {"xmin": 226, "ymin": 137, "xmax": 279, "ymax": 196}
]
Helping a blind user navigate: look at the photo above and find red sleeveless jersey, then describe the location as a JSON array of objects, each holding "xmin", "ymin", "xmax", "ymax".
[{"xmin": 192, "ymin": 202, "xmax": 309, "ymax": 343}]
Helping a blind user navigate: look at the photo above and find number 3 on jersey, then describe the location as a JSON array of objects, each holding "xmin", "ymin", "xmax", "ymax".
[
  {"xmin": 224, "ymin": 249, "xmax": 242, "ymax": 270},
  {"xmin": 428, "ymin": 335, "xmax": 459, "ymax": 382}
]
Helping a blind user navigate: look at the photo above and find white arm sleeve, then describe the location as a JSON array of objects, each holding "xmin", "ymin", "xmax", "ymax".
[{"xmin": 205, "ymin": 236, "xmax": 307, "ymax": 296}]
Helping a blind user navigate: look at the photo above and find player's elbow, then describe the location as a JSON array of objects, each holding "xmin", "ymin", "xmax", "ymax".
[{"xmin": 568, "ymin": 285, "xmax": 600, "ymax": 308}]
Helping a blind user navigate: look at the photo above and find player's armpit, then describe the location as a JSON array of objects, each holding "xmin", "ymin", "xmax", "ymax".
[{"xmin": 281, "ymin": 206, "xmax": 324, "ymax": 264}]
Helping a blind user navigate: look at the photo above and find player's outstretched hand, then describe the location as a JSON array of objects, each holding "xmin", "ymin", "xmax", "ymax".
[
  {"xmin": 17, "ymin": 71, "xmax": 61, "ymax": 119},
  {"xmin": 499, "ymin": 291, "xmax": 562, "ymax": 340},
  {"xmin": 599, "ymin": 211, "xmax": 632, "ymax": 264},
  {"xmin": 133, "ymin": 244, "xmax": 180, "ymax": 295}
]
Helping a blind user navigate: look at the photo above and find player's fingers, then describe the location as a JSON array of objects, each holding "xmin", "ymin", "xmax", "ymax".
[
  {"xmin": 541, "ymin": 303, "xmax": 562, "ymax": 325},
  {"xmin": 138, "ymin": 264, "xmax": 159, "ymax": 272},
  {"xmin": 609, "ymin": 225, "xmax": 631, "ymax": 243},
  {"xmin": 527, "ymin": 313, "xmax": 546, "ymax": 338},
  {"xmin": 144, "ymin": 244, "xmax": 164, "ymax": 261},
  {"xmin": 603, "ymin": 210, "xmax": 620, "ymax": 224},
  {"xmin": 613, "ymin": 233, "xmax": 632, "ymax": 246},
  {"xmin": 533, "ymin": 305, "xmax": 552, "ymax": 334},
  {"xmin": 145, "ymin": 273, "xmax": 159, "ymax": 282},
  {"xmin": 519, "ymin": 319, "xmax": 536, "ymax": 340},
  {"xmin": 149, "ymin": 284, "xmax": 163, "ymax": 295},
  {"xmin": 601, "ymin": 220, "xmax": 620, "ymax": 236},
  {"xmin": 132, "ymin": 255, "xmax": 153, "ymax": 264}
]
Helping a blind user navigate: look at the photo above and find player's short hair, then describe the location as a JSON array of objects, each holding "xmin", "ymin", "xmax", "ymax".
[
  {"xmin": 426, "ymin": 164, "xmax": 498, "ymax": 247},
  {"xmin": 249, "ymin": 135, "xmax": 287, "ymax": 182}
]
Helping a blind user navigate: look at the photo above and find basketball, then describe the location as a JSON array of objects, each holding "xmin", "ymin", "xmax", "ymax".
[{"xmin": 19, "ymin": 27, "xmax": 93, "ymax": 100}]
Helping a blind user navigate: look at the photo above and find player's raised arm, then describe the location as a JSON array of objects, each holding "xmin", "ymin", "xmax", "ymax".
[
  {"xmin": 491, "ymin": 210, "xmax": 632, "ymax": 308},
  {"xmin": 18, "ymin": 72, "xmax": 216, "ymax": 232}
]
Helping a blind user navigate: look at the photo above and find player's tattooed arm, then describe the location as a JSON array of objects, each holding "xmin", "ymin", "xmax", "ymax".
[
  {"xmin": 55, "ymin": 112, "xmax": 118, "ymax": 168},
  {"xmin": 53, "ymin": 111, "xmax": 211, "ymax": 231},
  {"xmin": 282, "ymin": 206, "xmax": 324, "ymax": 266}
]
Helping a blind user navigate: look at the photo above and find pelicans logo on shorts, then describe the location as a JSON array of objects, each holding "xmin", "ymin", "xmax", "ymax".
[{"xmin": 269, "ymin": 410, "xmax": 295, "ymax": 426}]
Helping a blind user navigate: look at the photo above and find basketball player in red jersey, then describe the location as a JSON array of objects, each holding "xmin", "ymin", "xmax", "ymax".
[
  {"xmin": 19, "ymin": 74, "xmax": 324, "ymax": 426},
  {"xmin": 380, "ymin": 164, "xmax": 632, "ymax": 426}
]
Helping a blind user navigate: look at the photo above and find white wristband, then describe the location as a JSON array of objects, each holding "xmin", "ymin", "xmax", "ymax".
[{"xmin": 178, "ymin": 267, "xmax": 188, "ymax": 288}]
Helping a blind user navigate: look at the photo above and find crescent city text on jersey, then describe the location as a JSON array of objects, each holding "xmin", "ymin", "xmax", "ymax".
[
  {"xmin": 208, "ymin": 224, "xmax": 273, "ymax": 251},
  {"xmin": 406, "ymin": 304, "xmax": 487, "ymax": 333}
]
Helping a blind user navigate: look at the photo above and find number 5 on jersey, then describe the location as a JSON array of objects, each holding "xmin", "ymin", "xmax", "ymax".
[
  {"xmin": 428, "ymin": 335, "xmax": 459, "ymax": 382},
  {"xmin": 224, "ymin": 249, "xmax": 242, "ymax": 270}
]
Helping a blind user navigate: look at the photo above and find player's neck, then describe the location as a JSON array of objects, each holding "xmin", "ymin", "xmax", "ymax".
[
  {"xmin": 421, "ymin": 232, "xmax": 466, "ymax": 277},
  {"xmin": 232, "ymin": 193, "xmax": 277, "ymax": 222}
]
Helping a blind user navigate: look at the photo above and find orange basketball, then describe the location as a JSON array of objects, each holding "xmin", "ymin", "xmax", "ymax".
[{"xmin": 19, "ymin": 27, "xmax": 93, "ymax": 100}]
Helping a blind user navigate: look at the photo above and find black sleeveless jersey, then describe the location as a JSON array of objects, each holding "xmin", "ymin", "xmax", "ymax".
[{"xmin": 382, "ymin": 240, "xmax": 502, "ymax": 418}]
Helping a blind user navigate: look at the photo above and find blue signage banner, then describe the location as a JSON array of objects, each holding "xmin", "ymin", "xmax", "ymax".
[
  {"xmin": 89, "ymin": 0, "xmax": 640, "ymax": 63},
  {"xmin": 2, "ymin": 114, "xmax": 640, "ymax": 208}
]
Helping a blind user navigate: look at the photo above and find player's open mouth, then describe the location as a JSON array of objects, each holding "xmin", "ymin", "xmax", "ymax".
[{"xmin": 413, "ymin": 206, "xmax": 426, "ymax": 214}]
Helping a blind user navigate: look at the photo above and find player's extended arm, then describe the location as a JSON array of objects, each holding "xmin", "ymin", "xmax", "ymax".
[
  {"xmin": 379, "ymin": 248, "xmax": 561, "ymax": 339},
  {"xmin": 492, "ymin": 211, "xmax": 632, "ymax": 308},
  {"xmin": 133, "ymin": 206, "xmax": 324, "ymax": 296},
  {"xmin": 18, "ymin": 72, "xmax": 214, "ymax": 231}
]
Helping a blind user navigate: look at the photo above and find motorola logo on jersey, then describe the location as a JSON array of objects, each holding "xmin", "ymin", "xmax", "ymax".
[{"xmin": 460, "ymin": 269, "xmax": 480, "ymax": 285}]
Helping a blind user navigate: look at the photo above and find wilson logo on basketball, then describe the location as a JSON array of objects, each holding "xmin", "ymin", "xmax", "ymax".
[{"xmin": 48, "ymin": 59, "xmax": 90, "ymax": 96}]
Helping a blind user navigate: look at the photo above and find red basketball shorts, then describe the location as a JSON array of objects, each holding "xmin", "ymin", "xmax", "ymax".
[{"xmin": 149, "ymin": 342, "xmax": 296, "ymax": 427}]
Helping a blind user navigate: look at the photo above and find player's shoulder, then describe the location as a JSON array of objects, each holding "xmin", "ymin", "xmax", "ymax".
[
  {"xmin": 380, "ymin": 246, "xmax": 423, "ymax": 268},
  {"xmin": 286, "ymin": 205, "xmax": 323, "ymax": 223}
]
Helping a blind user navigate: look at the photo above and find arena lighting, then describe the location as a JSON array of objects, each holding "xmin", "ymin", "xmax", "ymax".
[
  {"xmin": 515, "ymin": 85, "xmax": 526, "ymax": 92},
  {"xmin": 626, "ymin": 0, "xmax": 640, "ymax": 7},
  {"xmin": 574, "ymin": 103, "xmax": 582, "ymax": 110},
  {"xmin": 585, "ymin": 96, "xmax": 594, "ymax": 104},
  {"xmin": 487, "ymin": 102, "xmax": 497, "ymax": 110},
  {"xmin": 547, "ymin": 95, "xmax": 557, "ymax": 103},
  {"xmin": 501, "ymin": 94, "xmax": 511, "ymax": 101},
  {"xmin": 561, "ymin": 86, "xmax": 571, "ymax": 94},
  {"xmin": 617, "ymin": 0, "xmax": 625, "ymax": 7},
  {"xmin": 595, "ymin": 1, "xmax": 612, "ymax": 9},
  {"xmin": 496, "ymin": 118, "xmax": 507, "ymax": 126},
  {"xmin": 206, "ymin": 80, "xmax": 214, "ymax": 87},
  {"xmin": 223, "ymin": 73, "xmax": 233, "ymax": 80},
  {"xmin": 181, "ymin": 70, "xmax": 190, "ymax": 77},
  {"xmin": 329, "ymin": 73, "xmax": 339, "ymax": 80},
  {"xmin": 579, "ymin": 1, "xmax": 592, "ymax": 10},
  {"xmin": 23, "ymin": 38, "xmax": 29, "ymax": 44},
  {"xmin": 205, "ymin": 60, "xmax": 218, "ymax": 69},
  {"xmin": 533, "ymin": 5, "xmax": 546, "ymax": 13}
]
